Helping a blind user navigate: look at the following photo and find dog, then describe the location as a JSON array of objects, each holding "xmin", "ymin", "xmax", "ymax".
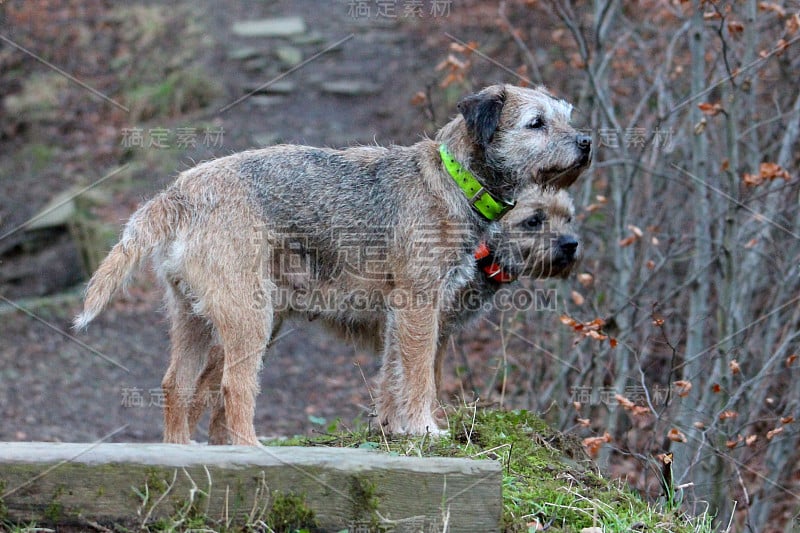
[
  {"xmin": 75, "ymin": 84, "xmax": 591, "ymax": 444},
  {"xmin": 187, "ymin": 185, "xmax": 581, "ymax": 444}
]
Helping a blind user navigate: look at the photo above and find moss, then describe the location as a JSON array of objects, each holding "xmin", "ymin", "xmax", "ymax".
[
  {"xmin": 0, "ymin": 480, "xmax": 7, "ymax": 520},
  {"xmin": 349, "ymin": 476, "xmax": 381, "ymax": 529},
  {"xmin": 266, "ymin": 490, "xmax": 318, "ymax": 533},
  {"xmin": 265, "ymin": 407, "xmax": 711, "ymax": 533},
  {"xmin": 43, "ymin": 485, "xmax": 64, "ymax": 522}
]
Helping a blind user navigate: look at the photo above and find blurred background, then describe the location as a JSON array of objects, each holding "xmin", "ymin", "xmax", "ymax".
[{"xmin": 1, "ymin": 1, "xmax": 798, "ymax": 530}]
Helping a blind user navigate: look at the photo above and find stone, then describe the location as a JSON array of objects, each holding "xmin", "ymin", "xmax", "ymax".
[
  {"xmin": 231, "ymin": 17, "xmax": 307, "ymax": 38},
  {"xmin": 275, "ymin": 45, "xmax": 303, "ymax": 66},
  {"xmin": 321, "ymin": 80, "xmax": 381, "ymax": 96}
]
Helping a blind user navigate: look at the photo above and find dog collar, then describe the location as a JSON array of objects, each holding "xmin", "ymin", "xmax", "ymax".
[
  {"xmin": 439, "ymin": 144, "xmax": 515, "ymax": 221},
  {"xmin": 474, "ymin": 241, "xmax": 515, "ymax": 283}
]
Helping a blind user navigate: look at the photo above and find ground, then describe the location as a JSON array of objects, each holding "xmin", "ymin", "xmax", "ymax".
[{"xmin": 0, "ymin": 0, "xmax": 524, "ymax": 443}]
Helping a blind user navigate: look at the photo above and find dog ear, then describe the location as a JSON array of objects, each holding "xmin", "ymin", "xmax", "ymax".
[{"xmin": 458, "ymin": 86, "xmax": 506, "ymax": 147}]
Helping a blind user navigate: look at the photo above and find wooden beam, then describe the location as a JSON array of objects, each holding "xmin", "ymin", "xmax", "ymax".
[{"xmin": 0, "ymin": 442, "xmax": 501, "ymax": 531}]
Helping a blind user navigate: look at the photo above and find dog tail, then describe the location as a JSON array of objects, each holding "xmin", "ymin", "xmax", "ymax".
[{"xmin": 73, "ymin": 189, "xmax": 187, "ymax": 330}]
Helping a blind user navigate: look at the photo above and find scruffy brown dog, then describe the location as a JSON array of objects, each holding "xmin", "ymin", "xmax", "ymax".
[
  {"xmin": 188, "ymin": 186, "xmax": 580, "ymax": 444},
  {"xmin": 75, "ymin": 84, "xmax": 590, "ymax": 444}
]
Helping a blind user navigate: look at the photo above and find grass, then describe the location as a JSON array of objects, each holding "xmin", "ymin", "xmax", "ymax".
[
  {"xmin": 0, "ymin": 406, "xmax": 713, "ymax": 532},
  {"xmin": 269, "ymin": 407, "xmax": 714, "ymax": 533}
]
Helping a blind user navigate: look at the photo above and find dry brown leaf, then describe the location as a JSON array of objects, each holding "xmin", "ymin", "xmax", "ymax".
[
  {"xmin": 745, "ymin": 434, "xmax": 758, "ymax": 447},
  {"xmin": 619, "ymin": 235, "xmax": 638, "ymax": 247},
  {"xmin": 787, "ymin": 354, "xmax": 798, "ymax": 367},
  {"xmin": 726, "ymin": 436, "xmax": 743, "ymax": 449},
  {"xmin": 719, "ymin": 410, "xmax": 738, "ymax": 421},
  {"xmin": 759, "ymin": 2, "xmax": 786, "ymax": 17},
  {"xmin": 781, "ymin": 416, "xmax": 794, "ymax": 424},
  {"xmin": 615, "ymin": 394, "xmax": 636, "ymax": 410},
  {"xmin": 646, "ymin": 259, "xmax": 656, "ymax": 270},
  {"xmin": 583, "ymin": 432, "xmax": 612, "ymax": 457},
  {"xmin": 578, "ymin": 273, "xmax": 594, "ymax": 287},
  {"xmin": 767, "ymin": 426, "xmax": 784, "ymax": 440},
  {"xmin": 727, "ymin": 20, "xmax": 745, "ymax": 34},
  {"xmin": 698, "ymin": 102, "xmax": 724, "ymax": 116},
  {"xmin": 571, "ymin": 290, "xmax": 585, "ymax": 306},
  {"xmin": 729, "ymin": 359, "xmax": 741, "ymax": 375},
  {"xmin": 668, "ymin": 428, "xmax": 687, "ymax": 443},
  {"xmin": 674, "ymin": 380, "xmax": 692, "ymax": 398}
]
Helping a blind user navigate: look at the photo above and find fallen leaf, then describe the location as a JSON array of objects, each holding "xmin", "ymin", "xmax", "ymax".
[
  {"xmin": 787, "ymin": 354, "xmax": 798, "ymax": 367},
  {"xmin": 729, "ymin": 359, "xmax": 741, "ymax": 375},
  {"xmin": 745, "ymin": 434, "xmax": 758, "ymax": 447},
  {"xmin": 693, "ymin": 421, "xmax": 705, "ymax": 429},
  {"xmin": 619, "ymin": 235, "xmax": 638, "ymax": 247},
  {"xmin": 719, "ymin": 410, "xmax": 738, "ymax": 421},
  {"xmin": 712, "ymin": 383, "xmax": 722, "ymax": 393},
  {"xmin": 578, "ymin": 273, "xmax": 594, "ymax": 287},
  {"xmin": 781, "ymin": 416, "xmax": 794, "ymax": 424}
]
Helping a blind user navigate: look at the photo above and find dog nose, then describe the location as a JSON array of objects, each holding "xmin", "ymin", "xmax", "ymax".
[
  {"xmin": 576, "ymin": 134, "xmax": 592, "ymax": 152},
  {"xmin": 557, "ymin": 235, "xmax": 579, "ymax": 257}
]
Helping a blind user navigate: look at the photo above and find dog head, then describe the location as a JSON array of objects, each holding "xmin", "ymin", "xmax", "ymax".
[
  {"xmin": 439, "ymin": 84, "xmax": 591, "ymax": 193},
  {"xmin": 489, "ymin": 185, "xmax": 581, "ymax": 280}
]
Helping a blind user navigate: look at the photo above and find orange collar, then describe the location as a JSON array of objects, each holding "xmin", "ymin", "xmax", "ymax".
[{"xmin": 474, "ymin": 242, "xmax": 515, "ymax": 283}]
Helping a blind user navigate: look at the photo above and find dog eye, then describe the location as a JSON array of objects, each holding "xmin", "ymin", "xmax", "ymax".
[
  {"xmin": 522, "ymin": 211, "xmax": 546, "ymax": 229},
  {"xmin": 527, "ymin": 117, "xmax": 545, "ymax": 129}
]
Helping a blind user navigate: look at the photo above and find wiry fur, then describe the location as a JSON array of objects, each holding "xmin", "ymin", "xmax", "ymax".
[
  {"xmin": 75, "ymin": 84, "xmax": 590, "ymax": 445},
  {"xmin": 189, "ymin": 185, "xmax": 581, "ymax": 443}
]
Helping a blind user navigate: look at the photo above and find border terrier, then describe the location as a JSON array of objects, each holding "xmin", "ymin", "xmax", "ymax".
[
  {"xmin": 75, "ymin": 84, "xmax": 591, "ymax": 444},
  {"xmin": 188, "ymin": 186, "xmax": 580, "ymax": 444}
]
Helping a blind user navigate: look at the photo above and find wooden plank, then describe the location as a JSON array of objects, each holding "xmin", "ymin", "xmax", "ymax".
[{"xmin": 0, "ymin": 442, "xmax": 501, "ymax": 531}]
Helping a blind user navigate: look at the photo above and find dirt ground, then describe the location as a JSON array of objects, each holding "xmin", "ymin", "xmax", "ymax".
[{"xmin": 0, "ymin": 0, "xmax": 517, "ymax": 443}]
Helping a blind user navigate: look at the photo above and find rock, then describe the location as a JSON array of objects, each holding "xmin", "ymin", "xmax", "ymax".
[
  {"xmin": 249, "ymin": 96, "xmax": 285, "ymax": 108},
  {"xmin": 244, "ymin": 80, "xmax": 296, "ymax": 95},
  {"xmin": 227, "ymin": 46, "xmax": 261, "ymax": 60},
  {"xmin": 321, "ymin": 80, "xmax": 381, "ymax": 96},
  {"xmin": 242, "ymin": 57, "xmax": 271, "ymax": 72},
  {"xmin": 231, "ymin": 17, "xmax": 307, "ymax": 38},
  {"xmin": 275, "ymin": 45, "xmax": 303, "ymax": 66},
  {"xmin": 291, "ymin": 31, "xmax": 326, "ymax": 45}
]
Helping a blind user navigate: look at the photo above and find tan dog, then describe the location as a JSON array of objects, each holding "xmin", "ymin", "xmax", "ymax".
[
  {"xmin": 75, "ymin": 84, "xmax": 590, "ymax": 444},
  {"xmin": 189, "ymin": 186, "xmax": 580, "ymax": 444}
]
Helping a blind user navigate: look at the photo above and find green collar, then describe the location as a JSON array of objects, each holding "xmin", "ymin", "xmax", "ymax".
[{"xmin": 439, "ymin": 144, "xmax": 515, "ymax": 221}]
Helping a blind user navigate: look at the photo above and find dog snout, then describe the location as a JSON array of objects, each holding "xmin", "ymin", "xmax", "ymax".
[
  {"xmin": 576, "ymin": 134, "xmax": 592, "ymax": 153},
  {"xmin": 557, "ymin": 235, "xmax": 579, "ymax": 258}
]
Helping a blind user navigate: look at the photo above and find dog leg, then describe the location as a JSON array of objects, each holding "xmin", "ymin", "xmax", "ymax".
[
  {"xmin": 162, "ymin": 290, "xmax": 213, "ymax": 444},
  {"xmin": 188, "ymin": 345, "xmax": 227, "ymax": 444},
  {"xmin": 209, "ymin": 295, "xmax": 270, "ymax": 446},
  {"xmin": 380, "ymin": 302, "xmax": 443, "ymax": 435}
]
